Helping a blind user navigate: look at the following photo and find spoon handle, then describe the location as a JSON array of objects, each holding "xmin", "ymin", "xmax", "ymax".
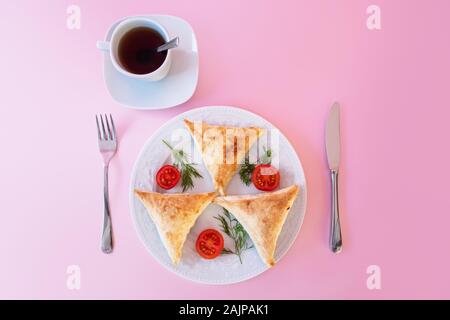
[{"xmin": 156, "ymin": 37, "xmax": 179, "ymax": 53}]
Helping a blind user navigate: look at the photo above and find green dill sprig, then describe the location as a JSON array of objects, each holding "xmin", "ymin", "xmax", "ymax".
[
  {"xmin": 162, "ymin": 140, "xmax": 203, "ymax": 192},
  {"xmin": 214, "ymin": 208, "xmax": 253, "ymax": 264},
  {"xmin": 238, "ymin": 159, "xmax": 255, "ymax": 186}
]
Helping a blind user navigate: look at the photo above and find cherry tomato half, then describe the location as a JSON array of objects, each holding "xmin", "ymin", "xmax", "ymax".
[
  {"xmin": 196, "ymin": 229, "xmax": 224, "ymax": 260},
  {"xmin": 252, "ymin": 164, "xmax": 280, "ymax": 191},
  {"xmin": 156, "ymin": 165, "xmax": 181, "ymax": 190}
]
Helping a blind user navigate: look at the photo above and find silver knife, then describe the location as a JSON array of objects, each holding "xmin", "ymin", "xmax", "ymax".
[{"xmin": 326, "ymin": 102, "xmax": 343, "ymax": 253}]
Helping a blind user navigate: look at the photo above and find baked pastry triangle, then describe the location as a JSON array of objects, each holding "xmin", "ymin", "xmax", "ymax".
[
  {"xmin": 184, "ymin": 119, "xmax": 265, "ymax": 195},
  {"xmin": 214, "ymin": 185, "xmax": 299, "ymax": 267},
  {"xmin": 134, "ymin": 190, "xmax": 217, "ymax": 265}
]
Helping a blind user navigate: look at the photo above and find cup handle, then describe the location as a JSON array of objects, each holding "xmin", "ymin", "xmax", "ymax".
[{"xmin": 96, "ymin": 41, "xmax": 111, "ymax": 51}]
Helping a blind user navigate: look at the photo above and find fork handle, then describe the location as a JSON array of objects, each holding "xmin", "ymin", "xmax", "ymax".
[
  {"xmin": 101, "ymin": 165, "xmax": 113, "ymax": 254},
  {"xmin": 330, "ymin": 169, "xmax": 342, "ymax": 253}
]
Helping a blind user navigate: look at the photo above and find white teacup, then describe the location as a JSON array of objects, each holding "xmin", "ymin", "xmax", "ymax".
[{"xmin": 97, "ymin": 18, "xmax": 172, "ymax": 81}]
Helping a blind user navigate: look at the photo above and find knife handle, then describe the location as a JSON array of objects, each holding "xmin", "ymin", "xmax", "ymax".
[{"xmin": 330, "ymin": 169, "xmax": 343, "ymax": 253}]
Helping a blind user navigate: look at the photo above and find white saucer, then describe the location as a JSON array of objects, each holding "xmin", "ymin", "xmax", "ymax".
[{"xmin": 101, "ymin": 15, "xmax": 199, "ymax": 110}]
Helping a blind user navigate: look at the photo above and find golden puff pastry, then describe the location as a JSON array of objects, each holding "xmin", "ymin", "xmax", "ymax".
[
  {"xmin": 214, "ymin": 185, "xmax": 299, "ymax": 267},
  {"xmin": 184, "ymin": 119, "xmax": 265, "ymax": 195},
  {"xmin": 134, "ymin": 190, "xmax": 217, "ymax": 265}
]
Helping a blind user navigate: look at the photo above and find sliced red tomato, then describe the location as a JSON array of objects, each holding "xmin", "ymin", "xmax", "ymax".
[
  {"xmin": 156, "ymin": 165, "xmax": 180, "ymax": 190},
  {"xmin": 252, "ymin": 164, "xmax": 280, "ymax": 191},
  {"xmin": 196, "ymin": 229, "xmax": 224, "ymax": 259}
]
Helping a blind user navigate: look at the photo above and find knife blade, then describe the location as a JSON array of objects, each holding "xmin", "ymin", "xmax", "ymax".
[
  {"xmin": 326, "ymin": 102, "xmax": 340, "ymax": 171},
  {"xmin": 326, "ymin": 102, "xmax": 343, "ymax": 253}
]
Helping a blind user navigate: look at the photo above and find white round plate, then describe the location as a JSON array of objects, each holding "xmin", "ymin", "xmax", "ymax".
[
  {"xmin": 129, "ymin": 106, "xmax": 307, "ymax": 284},
  {"xmin": 101, "ymin": 15, "xmax": 199, "ymax": 110}
]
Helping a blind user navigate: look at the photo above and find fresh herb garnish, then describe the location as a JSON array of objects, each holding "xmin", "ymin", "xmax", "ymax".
[
  {"xmin": 163, "ymin": 140, "xmax": 203, "ymax": 192},
  {"xmin": 239, "ymin": 148, "xmax": 272, "ymax": 186},
  {"xmin": 238, "ymin": 159, "xmax": 255, "ymax": 186},
  {"xmin": 214, "ymin": 208, "xmax": 253, "ymax": 264}
]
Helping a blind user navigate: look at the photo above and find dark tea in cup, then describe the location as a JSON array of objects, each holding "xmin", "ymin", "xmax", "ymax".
[{"xmin": 118, "ymin": 27, "xmax": 168, "ymax": 75}]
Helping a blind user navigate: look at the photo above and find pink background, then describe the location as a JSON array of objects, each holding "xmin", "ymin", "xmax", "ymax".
[{"xmin": 1, "ymin": 0, "xmax": 449, "ymax": 299}]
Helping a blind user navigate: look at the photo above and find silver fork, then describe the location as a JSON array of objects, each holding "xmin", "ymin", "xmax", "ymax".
[{"xmin": 95, "ymin": 114, "xmax": 117, "ymax": 254}]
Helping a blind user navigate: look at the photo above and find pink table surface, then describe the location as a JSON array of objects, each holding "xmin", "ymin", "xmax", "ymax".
[{"xmin": 1, "ymin": 0, "xmax": 450, "ymax": 299}]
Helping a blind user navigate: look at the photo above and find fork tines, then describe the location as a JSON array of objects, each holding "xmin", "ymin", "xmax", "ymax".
[{"xmin": 96, "ymin": 114, "xmax": 116, "ymax": 141}]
